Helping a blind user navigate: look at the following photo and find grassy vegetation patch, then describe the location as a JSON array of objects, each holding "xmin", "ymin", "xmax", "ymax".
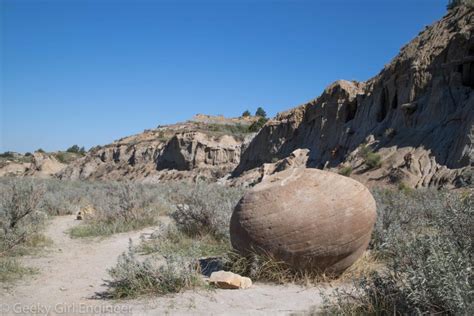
[
  {"xmin": 0, "ymin": 257, "xmax": 36, "ymax": 283},
  {"xmin": 140, "ymin": 226, "xmax": 230, "ymax": 259},
  {"xmin": 104, "ymin": 243, "xmax": 204, "ymax": 299},
  {"xmin": 338, "ymin": 165, "xmax": 353, "ymax": 177},
  {"xmin": 69, "ymin": 218, "xmax": 159, "ymax": 238},
  {"xmin": 359, "ymin": 144, "xmax": 382, "ymax": 169}
]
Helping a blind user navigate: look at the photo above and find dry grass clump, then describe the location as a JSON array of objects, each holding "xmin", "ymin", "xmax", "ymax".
[
  {"xmin": 224, "ymin": 251, "xmax": 302, "ymax": 284},
  {"xmin": 104, "ymin": 241, "xmax": 203, "ymax": 299},
  {"xmin": 139, "ymin": 224, "xmax": 230, "ymax": 259},
  {"xmin": 223, "ymin": 250, "xmax": 381, "ymax": 286},
  {"xmin": 0, "ymin": 257, "xmax": 36, "ymax": 283}
]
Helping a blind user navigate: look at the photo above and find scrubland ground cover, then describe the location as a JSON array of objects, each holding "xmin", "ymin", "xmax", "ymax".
[
  {"xmin": 321, "ymin": 189, "xmax": 473, "ymax": 315},
  {"xmin": 0, "ymin": 176, "xmax": 471, "ymax": 315},
  {"xmin": 104, "ymin": 182, "xmax": 473, "ymax": 315}
]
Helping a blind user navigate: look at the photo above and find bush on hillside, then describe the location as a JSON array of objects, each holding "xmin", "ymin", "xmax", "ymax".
[
  {"xmin": 359, "ymin": 144, "xmax": 382, "ymax": 169},
  {"xmin": 248, "ymin": 117, "xmax": 269, "ymax": 132},
  {"xmin": 66, "ymin": 145, "xmax": 86, "ymax": 155}
]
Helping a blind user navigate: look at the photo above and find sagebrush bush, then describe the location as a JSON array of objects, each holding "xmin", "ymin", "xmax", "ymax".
[
  {"xmin": 323, "ymin": 189, "xmax": 473, "ymax": 315},
  {"xmin": 105, "ymin": 241, "xmax": 202, "ymax": 298},
  {"xmin": 0, "ymin": 179, "xmax": 47, "ymax": 282},
  {"xmin": 70, "ymin": 182, "xmax": 170, "ymax": 238},
  {"xmin": 0, "ymin": 179, "xmax": 47, "ymax": 256},
  {"xmin": 170, "ymin": 182, "xmax": 244, "ymax": 240}
]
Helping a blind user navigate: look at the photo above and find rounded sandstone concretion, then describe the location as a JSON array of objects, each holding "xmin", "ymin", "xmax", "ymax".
[{"xmin": 230, "ymin": 168, "xmax": 377, "ymax": 273}]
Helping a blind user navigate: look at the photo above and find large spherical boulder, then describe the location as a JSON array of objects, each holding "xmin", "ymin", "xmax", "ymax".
[{"xmin": 230, "ymin": 167, "xmax": 376, "ymax": 273}]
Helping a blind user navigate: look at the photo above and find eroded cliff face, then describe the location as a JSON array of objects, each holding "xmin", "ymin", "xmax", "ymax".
[
  {"xmin": 58, "ymin": 120, "xmax": 256, "ymax": 182},
  {"xmin": 233, "ymin": 6, "xmax": 474, "ymax": 188}
]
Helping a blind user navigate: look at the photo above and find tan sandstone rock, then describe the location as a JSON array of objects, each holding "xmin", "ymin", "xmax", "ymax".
[
  {"xmin": 230, "ymin": 168, "xmax": 377, "ymax": 273},
  {"xmin": 209, "ymin": 271, "xmax": 253, "ymax": 289}
]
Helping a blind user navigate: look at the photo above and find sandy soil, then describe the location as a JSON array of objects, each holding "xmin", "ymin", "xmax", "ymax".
[{"xmin": 0, "ymin": 216, "xmax": 329, "ymax": 315}]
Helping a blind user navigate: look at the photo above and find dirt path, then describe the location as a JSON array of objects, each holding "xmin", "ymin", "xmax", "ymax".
[{"xmin": 0, "ymin": 216, "xmax": 329, "ymax": 315}]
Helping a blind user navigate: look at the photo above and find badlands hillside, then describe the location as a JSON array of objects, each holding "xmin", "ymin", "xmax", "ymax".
[
  {"xmin": 1, "ymin": 5, "xmax": 473, "ymax": 189},
  {"xmin": 233, "ymin": 5, "xmax": 473, "ymax": 189}
]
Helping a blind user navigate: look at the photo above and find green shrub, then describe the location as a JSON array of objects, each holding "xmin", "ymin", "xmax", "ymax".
[
  {"xmin": 359, "ymin": 145, "xmax": 382, "ymax": 169},
  {"xmin": 248, "ymin": 117, "xmax": 268, "ymax": 132},
  {"xmin": 338, "ymin": 166, "xmax": 353, "ymax": 177},
  {"xmin": 66, "ymin": 145, "xmax": 85, "ymax": 154},
  {"xmin": 55, "ymin": 152, "xmax": 67, "ymax": 163},
  {"xmin": 365, "ymin": 152, "xmax": 382, "ymax": 169},
  {"xmin": 105, "ymin": 242, "xmax": 202, "ymax": 298}
]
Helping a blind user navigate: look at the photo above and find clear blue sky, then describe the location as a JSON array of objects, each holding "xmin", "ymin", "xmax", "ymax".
[{"xmin": 1, "ymin": 0, "xmax": 448, "ymax": 153}]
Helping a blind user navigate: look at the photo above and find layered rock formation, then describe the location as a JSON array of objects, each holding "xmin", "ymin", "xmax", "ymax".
[
  {"xmin": 233, "ymin": 6, "xmax": 474, "ymax": 188},
  {"xmin": 230, "ymin": 168, "xmax": 377, "ymax": 273},
  {"xmin": 58, "ymin": 118, "xmax": 257, "ymax": 182}
]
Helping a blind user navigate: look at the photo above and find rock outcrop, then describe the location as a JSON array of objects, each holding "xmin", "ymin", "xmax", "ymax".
[
  {"xmin": 230, "ymin": 168, "xmax": 377, "ymax": 273},
  {"xmin": 0, "ymin": 152, "xmax": 66, "ymax": 178},
  {"xmin": 233, "ymin": 6, "xmax": 474, "ymax": 188},
  {"xmin": 24, "ymin": 153, "xmax": 66, "ymax": 178},
  {"xmin": 58, "ymin": 118, "xmax": 257, "ymax": 182}
]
